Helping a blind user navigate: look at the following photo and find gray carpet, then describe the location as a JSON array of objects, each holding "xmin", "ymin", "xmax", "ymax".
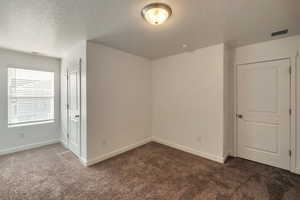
[{"xmin": 1, "ymin": 142, "xmax": 300, "ymax": 200}]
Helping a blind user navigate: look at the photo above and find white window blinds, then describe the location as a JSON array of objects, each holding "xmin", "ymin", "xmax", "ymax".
[{"xmin": 8, "ymin": 68, "xmax": 55, "ymax": 126}]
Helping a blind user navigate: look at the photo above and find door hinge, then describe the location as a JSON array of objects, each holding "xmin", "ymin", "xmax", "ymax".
[
  {"xmin": 67, "ymin": 104, "xmax": 70, "ymax": 110},
  {"xmin": 289, "ymin": 150, "xmax": 292, "ymax": 157},
  {"xmin": 289, "ymin": 66, "xmax": 292, "ymax": 74},
  {"xmin": 289, "ymin": 109, "xmax": 292, "ymax": 115},
  {"xmin": 67, "ymin": 133, "xmax": 69, "ymax": 139}
]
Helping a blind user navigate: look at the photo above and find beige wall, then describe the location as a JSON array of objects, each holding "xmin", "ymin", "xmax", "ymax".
[
  {"xmin": 152, "ymin": 44, "xmax": 227, "ymax": 161},
  {"xmin": 298, "ymin": 50, "xmax": 300, "ymax": 173},
  {"xmin": 59, "ymin": 35, "xmax": 299, "ymax": 170},
  {"xmin": 223, "ymin": 45, "xmax": 234, "ymax": 157},
  {"xmin": 86, "ymin": 42, "xmax": 152, "ymax": 161}
]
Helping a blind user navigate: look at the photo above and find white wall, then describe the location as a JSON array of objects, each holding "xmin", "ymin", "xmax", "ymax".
[
  {"xmin": 234, "ymin": 35, "xmax": 300, "ymax": 174},
  {"xmin": 298, "ymin": 50, "xmax": 300, "ymax": 173},
  {"xmin": 0, "ymin": 48, "xmax": 61, "ymax": 154},
  {"xmin": 86, "ymin": 42, "xmax": 152, "ymax": 161},
  {"xmin": 223, "ymin": 45, "xmax": 234, "ymax": 157},
  {"xmin": 58, "ymin": 35, "xmax": 299, "ymax": 171},
  {"xmin": 61, "ymin": 41, "xmax": 87, "ymax": 160},
  {"xmin": 152, "ymin": 44, "xmax": 227, "ymax": 162}
]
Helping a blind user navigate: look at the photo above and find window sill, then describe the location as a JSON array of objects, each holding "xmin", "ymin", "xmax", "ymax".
[{"xmin": 8, "ymin": 120, "xmax": 55, "ymax": 128}]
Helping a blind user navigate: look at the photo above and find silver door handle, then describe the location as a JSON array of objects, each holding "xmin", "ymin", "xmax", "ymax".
[{"xmin": 75, "ymin": 115, "xmax": 80, "ymax": 118}]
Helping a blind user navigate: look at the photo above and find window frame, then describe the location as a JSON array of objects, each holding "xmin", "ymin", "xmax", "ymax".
[{"xmin": 6, "ymin": 66, "xmax": 56, "ymax": 128}]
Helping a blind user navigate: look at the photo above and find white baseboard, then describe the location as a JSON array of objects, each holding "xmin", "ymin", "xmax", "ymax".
[
  {"xmin": 152, "ymin": 137, "xmax": 226, "ymax": 163},
  {"xmin": 83, "ymin": 137, "xmax": 152, "ymax": 166},
  {"xmin": 0, "ymin": 136, "xmax": 228, "ymax": 166},
  {"xmin": 60, "ymin": 139, "xmax": 68, "ymax": 149},
  {"xmin": 223, "ymin": 148, "xmax": 234, "ymax": 162},
  {"xmin": 293, "ymin": 167, "xmax": 300, "ymax": 175},
  {"xmin": 79, "ymin": 157, "xmax": 88, "ymax": 166},
  {"xmin": 223, "ymin": 151, "xmax": 232, "ymax": 163},
  {"xmin": 0, "ymin": 139, "xmax": 60, "ymax": 156}
]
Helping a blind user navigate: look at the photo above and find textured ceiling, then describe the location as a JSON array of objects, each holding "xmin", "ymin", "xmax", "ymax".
[{"xmin": 0, "ymin": 0, "xmax": 299, "ymax": 59}]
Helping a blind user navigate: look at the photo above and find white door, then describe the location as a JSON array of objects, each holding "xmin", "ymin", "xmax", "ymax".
[
  {"xmin": 67, "ymin": 62, "xmax": 81, "ymax": 157},
  {"xmin": 237, "ymin": 59, "xmax": 291, "ymax": 170}
]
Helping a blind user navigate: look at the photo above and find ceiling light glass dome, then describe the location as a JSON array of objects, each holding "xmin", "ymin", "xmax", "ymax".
[{"xmin": 141, "ymin": 3, "xmax": 172, "ymax": 25}]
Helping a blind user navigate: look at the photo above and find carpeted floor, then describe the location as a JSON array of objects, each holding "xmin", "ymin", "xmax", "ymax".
[{"xmin": 0, "ymin": 142, "xmax": 300, "ymax": 200}]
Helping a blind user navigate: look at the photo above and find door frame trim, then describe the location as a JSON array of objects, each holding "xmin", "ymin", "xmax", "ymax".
[{"xmin": 233, "ymin": 56, "xmax": 297, "ymax": 173}]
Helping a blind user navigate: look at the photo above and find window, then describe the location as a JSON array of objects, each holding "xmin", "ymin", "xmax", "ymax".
[{"xmin": 8, "ymin": 68, "xmax": 55, "ymax": 126}]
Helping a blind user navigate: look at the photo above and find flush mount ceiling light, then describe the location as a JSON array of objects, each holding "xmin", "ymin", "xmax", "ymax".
[{"xmin": 141, "ymin": 3, "xmax": 172, "ymax": 25}]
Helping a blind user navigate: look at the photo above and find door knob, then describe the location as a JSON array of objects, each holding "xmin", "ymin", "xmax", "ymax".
[
  {"xmin": 75, "ymin": 115, "xmax": 80, "ymax": 118},
  {"xmin": 237, "ymin": 114, "xmax": 243, "ymax": 119}
]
